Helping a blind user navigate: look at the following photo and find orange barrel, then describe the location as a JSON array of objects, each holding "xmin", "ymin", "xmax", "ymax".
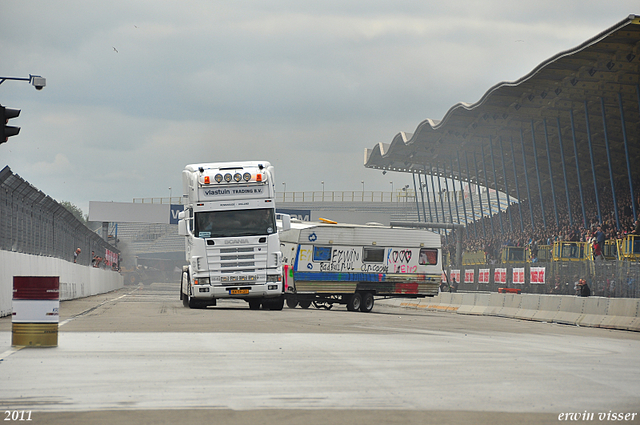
[{"xmin": 12, "ymin": 276, "xmax": 60, "ymax": 347}]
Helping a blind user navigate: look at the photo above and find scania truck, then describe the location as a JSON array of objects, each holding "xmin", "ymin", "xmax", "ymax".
[{"xmin": 178, "ymin": 161, "xmax": 285, "ymax": 310}]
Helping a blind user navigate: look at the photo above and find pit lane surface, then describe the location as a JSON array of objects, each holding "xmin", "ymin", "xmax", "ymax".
[{"xmin": 1, "ymin": 283, "xmax": 639, "ymax": 425}]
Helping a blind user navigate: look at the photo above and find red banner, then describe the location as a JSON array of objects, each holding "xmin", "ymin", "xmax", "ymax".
[
  {"xmin": 530, "ymin": 267, "xmax": 546, "ymax": 284},
  {"xmin": 464, "ymin": 269, "xmax": 475, "ymax": 284},
  {"xmin": 479, "ymin": 269, "xmax": 490, "ymax": 284},
  {"xmin": 494, "ymin": 268, "xmax": 506, "ymax": 284},
  {"xmin": 513, "ymin": 268, "xmax": 525, "ymax": 284},
  {"xmin": 450, "ymin": 269, "xmax": 460, "ymax": 284}
]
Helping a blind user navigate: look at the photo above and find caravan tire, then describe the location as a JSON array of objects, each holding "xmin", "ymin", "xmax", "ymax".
[
  {"xmin": 347, "ymin": 293, "xmax": 362, "ymax": 312},
  {"xmin": 360, "ymin": 292, "xmax": 374, "ymax": 313},
  {"xmin": 299, "ymin": 300, "xmax": 312, "ymax": 309}
]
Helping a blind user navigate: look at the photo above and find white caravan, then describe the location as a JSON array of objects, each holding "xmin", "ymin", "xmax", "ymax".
[{"xmin": 279, "ymin": 220, "xmax": 441, "ymax": 312}]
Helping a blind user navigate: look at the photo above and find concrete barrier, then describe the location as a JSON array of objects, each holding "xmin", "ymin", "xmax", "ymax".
[
  {"xmin": 554, "ymin": 297, "xmax": 586, "ymax": 325},
  {"xmin": 483, "ymin": 292, "xmax": 504, "ymax": 316},
  {"xmin": 497, "ymin": 293, "xmax": 522, "ymax": 318},
  {"xmin": 384, "ymin": 291, "xmax": 640, "ymax": 332},
  {"xmin": 514, "ymin": 294, "xmax": 541, "ymax": 321},
  {"xmin": 1, "ymin": 250, "xmax": 123, "ymax": 317},
  {"xmin": 429, "ymin": 292, "xmax": 458, "ymax": 311},
  {"xmin": 467, "ymin": 293, "xmax": 491, "ymax": 315},
  {"xmin": 578, "ymin": 297, "xmax": 609, "ymax": 328},
  {"xmin": 601, "ymin": 298, "xmax": 640, "ymax": 331},
  {"xmin": 456, "ymin": 293, "xmax": 479, "ymax": 314},
  {"xmin": 531, "ymin": 295, "xmax": 562, "ymax": 323},
  {"xmin": 418, "ymin": 294, "xmax": 438, "ymax": 309}
]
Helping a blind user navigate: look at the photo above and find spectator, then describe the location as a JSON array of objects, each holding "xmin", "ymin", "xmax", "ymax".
[
  {"xmin": 73, "ymin": 248, "xmax": 81, "ymax": 263},
  {"xmin": 577, "ymin": 279, "xmax": 591, "ymax": 297},
  {"xmin": 449, "ymin": 277, "xmax": 458, "ymax": 293}
]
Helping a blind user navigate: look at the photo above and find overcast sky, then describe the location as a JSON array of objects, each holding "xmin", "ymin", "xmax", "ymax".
[{"xmin": 1, "ymin": 1, "xmax": 637, "ymax": 214}]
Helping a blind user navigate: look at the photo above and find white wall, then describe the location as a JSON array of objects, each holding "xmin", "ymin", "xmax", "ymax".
[{"xmin": 0, "ymin": 251, "xmax": 124, "ymax": 317}]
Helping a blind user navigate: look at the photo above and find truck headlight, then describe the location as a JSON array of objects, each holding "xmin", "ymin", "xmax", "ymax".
[
  {"xmin": 194, "ymin": 277, "xmax": 210, "ymax": 285},
  {"xmin": 266, "ymin": 274, "xmax": 281, "ymax": 283}
]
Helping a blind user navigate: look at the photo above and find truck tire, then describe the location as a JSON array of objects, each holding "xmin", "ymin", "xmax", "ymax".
[
  {"xmin": 248, "ymin": 299, "xmax": 262, "ymax": 310},
  {"xmin": 286, "ymin": 297, "xmax": 298, "ymax": 309},
  {"xmin": 360, "ymin": 292, "xmax": 374, "ymax": 313},
  {"xmin": 187, "ymin": 292, "xmax": 205, "ymax": 309},
  {"xmin": 181, "ymin": 271, "xmax": 189, "ymax": 307},
  {"xmin": 298, "ymin": 300, "xmax": 312, "ymax": 309},
  {"xmin": 266, "ymin": 296, "xmax": 284, "ymax": 311},
  {"xmin": 347, "ymin": 293, "xmax": 362, "ymax": 312}
]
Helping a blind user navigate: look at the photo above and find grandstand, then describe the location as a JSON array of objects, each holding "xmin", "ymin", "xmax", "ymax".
[
  {"xmin": 364, "ymin": 15, "xmax": 640, "ymax": 240},
  {"xmin": 360, "ymin": 15, "xmax": 640, "ymax": 295}
]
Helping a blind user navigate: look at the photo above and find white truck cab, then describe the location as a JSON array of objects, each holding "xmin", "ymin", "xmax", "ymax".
[{"xmin": 178, "ymin": 161, "xmax": 284, "ymax": 310}]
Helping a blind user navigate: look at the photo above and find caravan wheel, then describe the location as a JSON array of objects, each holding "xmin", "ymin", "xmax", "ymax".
[
  {"xmin": 360, "ymin": 292, "xmax": 374, "ymax": 313},
  {"xmin": 346, "ymin": 293, "xmax": 362, "ymax": 312}
]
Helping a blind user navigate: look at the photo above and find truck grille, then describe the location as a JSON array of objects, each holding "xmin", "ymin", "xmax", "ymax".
[
  {"xmin": 220, "ymin": 247, "xmax": 254, "ymax": 253},
  {"xmin": 221, "ymin": 262, "xmax": 255, "ymax": 268}
]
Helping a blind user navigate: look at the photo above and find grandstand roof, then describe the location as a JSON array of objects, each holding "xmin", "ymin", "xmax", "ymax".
[{"xmin": 364, "ymin": 15, "xmax": 640, "ymax": 204}]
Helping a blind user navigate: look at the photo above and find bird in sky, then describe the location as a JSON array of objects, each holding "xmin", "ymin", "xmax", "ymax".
[{"xmin": 113, "ymin": 47, "xmax": 119, "ymax": 53}]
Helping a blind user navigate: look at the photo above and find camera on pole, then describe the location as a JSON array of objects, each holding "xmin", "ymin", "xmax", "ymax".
[{"xmin": 1, "ymin": 105, "xmax": 21, "ymax": 145}]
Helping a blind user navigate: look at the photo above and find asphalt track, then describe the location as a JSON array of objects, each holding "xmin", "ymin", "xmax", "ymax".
[{"xmin": 1, "ymin": 283, "xmax": 639, "ymax": 425}]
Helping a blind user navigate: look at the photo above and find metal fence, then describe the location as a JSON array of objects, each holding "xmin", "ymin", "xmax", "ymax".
[
  {"xmin": 447, "ymin": 260, "xmax": 640, "ymax": 298},
  {"xmin": 0, "ymin": 166, "xmax": 118, "ymax": 266}
]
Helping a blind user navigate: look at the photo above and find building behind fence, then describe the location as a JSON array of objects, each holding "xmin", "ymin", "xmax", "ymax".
[{"xmin": 0, "ymin": 166, "xmax": 118, "ymax": 265}]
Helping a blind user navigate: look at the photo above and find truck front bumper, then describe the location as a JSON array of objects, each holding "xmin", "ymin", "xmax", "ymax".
[{"xmin": 190, "ymin": 282, "xmax": 283, "ymax": 301}]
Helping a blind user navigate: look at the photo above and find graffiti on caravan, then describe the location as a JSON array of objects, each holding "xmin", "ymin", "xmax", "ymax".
[
  {"xmin": 387, "ymin": 248, "xmax": 417, "ymax": 273},
  {"xmin": 277, "ymin": 208, "xmax": 311, "ymax": 221},
  {"xmin": 319, "ymin": 248, "xmax": 360, "ymax": 272}
]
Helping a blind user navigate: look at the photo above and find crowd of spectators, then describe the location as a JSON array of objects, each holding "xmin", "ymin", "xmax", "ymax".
[{"xmin": 444, "ymin": 178, "xmax": 640, "ymax": 264}]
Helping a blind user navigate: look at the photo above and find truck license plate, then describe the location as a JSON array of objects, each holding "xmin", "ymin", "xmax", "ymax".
[{"xmin": 229, "ymin": 289, "xmax": 249, "ymax": 295}]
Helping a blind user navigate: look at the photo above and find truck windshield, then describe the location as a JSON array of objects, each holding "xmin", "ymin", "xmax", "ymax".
[{"xmin": 195, "ymin": 208, "xmax": 276, "ymax": 238}]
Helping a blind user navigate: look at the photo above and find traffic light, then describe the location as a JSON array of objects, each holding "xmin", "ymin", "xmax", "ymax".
[{"xmin": 1, "ymin": 104, "xmax": 21, "ymax": 145}]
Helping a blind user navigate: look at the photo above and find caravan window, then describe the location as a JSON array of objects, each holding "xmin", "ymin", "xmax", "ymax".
[
  {"xmin": 313, "ymin": 246, "xmax": 332, "ymax": 262},
  {"xmin": 419, "ymin": 248, "xmax": 438, "ymax": 265},
  {"xmin": 363, "ymin": 247, "xmax": 384, "ymax": 263}
]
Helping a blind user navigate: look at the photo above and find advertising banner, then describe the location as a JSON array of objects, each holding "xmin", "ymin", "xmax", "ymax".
[
  {"xmin": 494, "ymin": 268, "xmax": 507, "ymax": 284},
  {"xmin": 450, "ymin": 269, "xmax": 461, "ymax": 283},
  {"xmin": 464, "ymin": 269, "xmax": 475, "ymax": 284},
  {"xmin": 513, "ymin": 268, "xmax": 525, "ymax": 285},
  {"xmin": 530, "ymin": 266, "xmax": 546, "ymax": 284},
  {"xmin": 479, "ymin": 269, "xmax": 490, "ymax": 284}
]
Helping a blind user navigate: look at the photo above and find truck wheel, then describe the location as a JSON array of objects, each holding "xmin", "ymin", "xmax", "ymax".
[
  {"xmin": 360, "ymin": 292, "xmax": 374, "ymax": 313},
  {"xmin": 249, "ymin": 299, "xmax": 262, "ymax": 310},
  {"xmin": 188, "ymin": 293, "xmax": 204, "ymax": 309},
  {"xmin": 299, "ymin": 300, "xmax": 312, "ymax": 309},
  {"xmin": 347, "ymin": 293, "xmax": 362, "ymax": 312},
  {"xmin": 267, "ymin": 296, "xmax": 284, "ymax": 311},
  {"xmin": 286, "ymin": 297, "xmax": 298, "ymax": 309}
]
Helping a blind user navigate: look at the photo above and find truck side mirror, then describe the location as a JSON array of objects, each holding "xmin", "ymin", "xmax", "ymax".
[{"xmin": 178, "ymin": 219, "xmax": 187, "ymax": 236}]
